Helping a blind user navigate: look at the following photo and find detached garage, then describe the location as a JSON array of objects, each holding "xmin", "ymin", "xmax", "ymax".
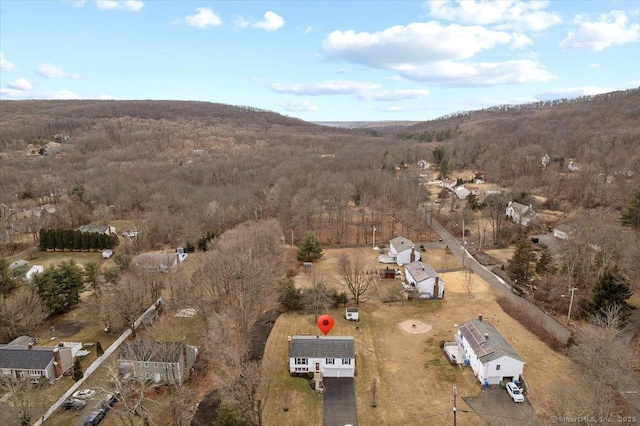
[{"xmin": 288, "ymin": 335, "xmax": 355, "ymax": 378}]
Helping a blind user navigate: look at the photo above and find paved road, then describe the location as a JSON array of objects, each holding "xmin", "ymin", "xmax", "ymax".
[
  {"xmin": 424, "ymin": 211, "xmax": 571, "ymax": 344},
  {"xmin": 323, "ymin": 377, "xmax": 358, "ymax": 426}
]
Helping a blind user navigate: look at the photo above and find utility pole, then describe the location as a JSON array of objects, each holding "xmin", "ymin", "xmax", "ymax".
[
  {"xmin": 461, "ymin": 219, "xmax": 466, "ymax": 267},
  {"xmin": 373, "ymin": 226, "xmax": 377, "ymax": 249},
  {"xmin": 453, "ymin": 385, "xmax": 457, "ymax": 426},
  {"xmin": 291, "ymin": 229, "xmax": 294, "ymax": 246},
  {"xmin": 567, "ymin": 287, "xmax": 578, "ymax": 324}
]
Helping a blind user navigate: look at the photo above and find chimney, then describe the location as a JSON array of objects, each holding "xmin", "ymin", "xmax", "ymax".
[
  {"xmin": 484, "ymin": 333, "xmax": 489, "ymax": 340},
  {"xmin": 410, "ymin": 246, "xmax": 415, "ymax": 263},
  {"xmin": 478, "ymin": 314, "xmax": 483, "ymax": 322},
  {"xmin": 28, "ymin": 343, "xmax": 33, "ymax": 349},
  {"xmin": 53, "ymin": 347, "xmax": 62, "ymax": 377}
]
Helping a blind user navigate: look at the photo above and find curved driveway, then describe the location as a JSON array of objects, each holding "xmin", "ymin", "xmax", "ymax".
[{"xmin": 425, "ymin": 211, "xmax": 571, "ymax": 344}]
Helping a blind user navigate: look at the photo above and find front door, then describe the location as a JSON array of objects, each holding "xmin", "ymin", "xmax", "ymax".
[{"xmin": 315, "ymin": 363, "xmax": 320, "ymax": 373}]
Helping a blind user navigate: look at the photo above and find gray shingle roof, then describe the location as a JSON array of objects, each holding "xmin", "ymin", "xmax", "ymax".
[
  {"xmin": 458, "ymin": 320, "xmax": 523, "ymax": 363},
  {"xmin": 389, "ymin": 236, "xmax": 415, "ymax": 253},
  {"xmin": 0, "ymin": 345, "xmax": 55, "ymax": 370},
  {"xmin": 289, "ymin": 336, "xmax": 354, "ymax": 359},
  {"xmin": 118, "ymin": 341, "xmax": 187, "ymax": 363},
  {"xmin": 405, "ymin": 261, "xmax": 438, "ymax": 283}
]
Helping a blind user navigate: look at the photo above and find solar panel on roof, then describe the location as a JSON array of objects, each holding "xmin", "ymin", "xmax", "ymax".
[{"xmin": 459, "ymin": 322, "xmax": 494, "ymax": 358}]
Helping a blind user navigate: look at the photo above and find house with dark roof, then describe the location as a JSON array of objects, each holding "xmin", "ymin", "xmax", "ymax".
[
  {"xmin": 117, "ymin": 340, "xmax": 198, "ymax": 385},
  {"xmin": 288, "ymin": 336, "xmax": 355, "ymax": 378},
  {"xmin": 454, "ymin": 316, "xmax": 525, "ymax": 386},
  {"xmin": 505, "ymin": 201, "xmax": 537, "ymax": 226},
  {"xmin": 0, "ymin": 344, "xmax": 73, "ymax": 383},
  {"xmin": 404, "ymin": 260, "xmax": 445, "ymax": 299},
  {"xmin": 388, "ymin": 236, "xmax": 420, "ymax": 266}
]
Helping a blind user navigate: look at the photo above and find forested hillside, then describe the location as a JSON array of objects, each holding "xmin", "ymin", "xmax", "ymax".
[{"xmin": 1, "ymin": 90, "xmax": 639, "ymax": 257}]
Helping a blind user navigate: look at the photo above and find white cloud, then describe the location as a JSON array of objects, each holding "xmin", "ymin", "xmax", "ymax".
[
  {"xmin": 322, "ymin": 22, "xmax": 515, "ymax": 67},
  {"xmin": 397, "ymin": 59, "xmax": 555, "ymax": 86},
  {"xmin": 95, "ymin": 0, "xmax": 144, "ymax": 11},
  {"xmin": 269, "ymin": 80, "xmax": 381, "ymax": 96},
  {"xmin": 589, "ymin": 63, "xmax": 601, "ymax": 68},
  {"xmin": 559, "ymin": 10, "xmax": 640, "ymax": 51},
  {"xmin": 36, "ymin": 63, "xmax": 79, "ymax": 79},
  {"xmin": 59, "ymin": 0, "xmax": 86, "ymax": 7},
  {"xmin": 426, "ymin": 0, "xmax": 561, "ymax": 32},
  {"xmin": 0, "ymin": 87, "xmax": 113, "ymax": 100},
  {"xmin": 535, "ymin": 86, "xmax": 616, "ymax": 101},
  {"xmin": 0, "ymin": 52, "xmax": 17, "ymax": 71},
  {"xmin": 322, "ymin": 22, "xmax": 555, "ymax": 86},
  {"xmin": 254, "ymin": 11, "xmax": 284, "ymax": 31},
  {"xmin": 7, "ymin": 77, "xmax": 32, "ymax": 91},
  {"xmin": 275, "ymin": 99, "xmax": 318, "ymax": 112},
  {"xmin": 235, "ymin": 11, "xmax": 284, "ymax": 31},
  {"xmin": 357, "ymin": 89, "xmax": 431, "ymax": 101},
  {"xmin": 183, "ymin": 7, "xmax": 222, "ymax": 29}
]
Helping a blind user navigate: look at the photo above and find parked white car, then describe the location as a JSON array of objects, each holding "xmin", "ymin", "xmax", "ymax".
[
  {"xmin": 72, "ymin": 388, "xmax": 96, "ymax": 400},
  {"xmin": 506, "ymin": 382, "xmax": 525, "ymax": 403}
]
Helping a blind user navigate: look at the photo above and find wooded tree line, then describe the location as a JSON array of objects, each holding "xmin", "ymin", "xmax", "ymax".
[{"xmin": 38, "ymin": 228, "xmax": 119, "ymax": 251}]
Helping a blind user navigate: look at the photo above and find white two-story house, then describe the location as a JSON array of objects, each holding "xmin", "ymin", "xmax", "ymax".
[
  {"xmin": 455, "ymin": 316, "xmax": 525, "ymax": 386},
  {"xmin": 404, "ymin": 261, "xmax": 445, "ymax": 299},
  {"xmin": 388, "ymin": 236, "xmax": 420, "ymax": 266},
  {"xmin": 288, "ymin": 336, "xmax": 355, "ymax": 378}
]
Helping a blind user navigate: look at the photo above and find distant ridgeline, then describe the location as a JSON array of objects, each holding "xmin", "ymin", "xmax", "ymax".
[
  {"xmin": 38, "ymin": 228, "xmax": 119, "ymax": 251},
  {"xmin": 434, "ymin": 87, "xmax": 640, "ymax": 121}
]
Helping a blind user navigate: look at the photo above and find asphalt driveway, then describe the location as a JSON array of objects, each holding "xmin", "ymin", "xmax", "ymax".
[
  {"xmin": 323, "ymin": 377, "xmax": 358, "ymax": 426},
  {"xmin": 463, "ymin": 386, "xmax": 539, "ymax": 425}
]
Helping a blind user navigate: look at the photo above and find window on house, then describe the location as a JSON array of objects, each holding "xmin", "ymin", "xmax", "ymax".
[
  {"xmin": 496, "ymin": 365, "xmax": 501, "ymax": 371},
  {"xmin": 145, "ymin": 372, "xmax": 151, "ymax": 379},
  {"xmin": 326, "ymin": 358, "xmax": 335, "ymax": 365},
  {"xmin": 294, "ymin": 367, "xmax": 308, "ymax": 372},
  {"xmin": 28, "ymin": 370, "xmax": 40, "ymax": 376},
  {"xmin": 295, "ymin": 358, "xmax": 307, "ymax": 365},
  {"xmin": 342, "ymin": 359, "xmax": 351, "ymax": 365},
  {"xmin": 144, "ymin": 362, "xmax": 150, "ymax": 368},
  {"xmin": 1, "ymin": 368, "xmax": 10, "ymax": 375}
]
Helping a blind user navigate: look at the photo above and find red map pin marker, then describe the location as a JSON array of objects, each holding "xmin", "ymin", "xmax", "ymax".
[{"xmin": 317, "ymin": 314, "xmax": 335, "ymax": 336}]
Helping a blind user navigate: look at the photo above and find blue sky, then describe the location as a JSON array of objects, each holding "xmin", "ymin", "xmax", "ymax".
[{"xmin": 1, "ymin": 1, "xmax": 639, "ymax": 121}]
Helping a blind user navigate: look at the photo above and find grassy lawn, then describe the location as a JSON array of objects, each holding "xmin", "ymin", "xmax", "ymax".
[
  {"xmin": 10, "ymin": 250, "xmax": 105, "ymax": 270},
  {"xmin": 262, "ymin": 246, "xmax": 591, "ymax": 426}
]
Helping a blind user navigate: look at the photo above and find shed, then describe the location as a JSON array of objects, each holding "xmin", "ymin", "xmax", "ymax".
[{"xmin": 380, "ymin": 268, "xmax": 396, "ymax": 279}]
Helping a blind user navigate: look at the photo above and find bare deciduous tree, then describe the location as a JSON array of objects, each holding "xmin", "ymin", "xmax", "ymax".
[
  {"xmin": 337, "ymin": 254, "xmax": 374, "ymax": 304},
  {"xmin": 301, "ymin": 273, "xmax": 334, "ymax": 321},
  {"xmin": 0, "ymin": 287, "xmax": 46, "ymax": 341},
  {"xmin": 461, "ymin": 268, "xmax": 478, "ymax": 298}
]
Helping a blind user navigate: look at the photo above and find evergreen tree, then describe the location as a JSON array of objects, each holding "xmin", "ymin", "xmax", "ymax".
[
  {"xmin": 32, "ymin": 260, "xmax": 85, "ymax": 314},
  {"xmin": 297, "ymin": 232, "xmax": 323, "ymax": 262},
  {"xmin": 508, "ymin": 239, "xmax": 536, "ymax": 286},
  {"xmin": 95, "ymin": 341, "xmax": 104, "ymax": 357},
  {"xmin": 0, "ymin": 258, "xmax": 18, "ymax": 296},
  {"xmin": 621, "ymin": 186, "xmax": 640, "ymax": 234},
  {"xmin": 277, "ymin": 278, "xmax": 302, "ymax": 311},
  {"xmin": 72, "ymin": 357, "xmax": 83, "ymax": 381},
  {"xmin": 38, "ymin": 228, "xmax": 48, "ymax": 251},
  {"xmin": 588, "ymin": 266, "xmax": 635, "ymax": 322}
]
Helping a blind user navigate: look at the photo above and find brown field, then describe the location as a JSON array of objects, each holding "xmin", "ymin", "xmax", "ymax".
[{"xmin": 261, "ymin": 247, "xmax": 589, "ymax": 426}]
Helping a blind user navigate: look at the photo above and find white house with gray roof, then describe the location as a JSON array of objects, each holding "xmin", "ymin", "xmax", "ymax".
[
  {"xmin": 505, "ymin": 201, "xmax": 537, "ymax": 226},
  {"xmin": 455, "ymin": 316, "xmax": 525, "ymax": 385},
  {"xmin": 388, "ymin": 236, "xmax": 420, "ymax": 266},
  {"xmin": 288, "ymin": 336, "xmax": 355, "ymax": 378},
  {"xmin": 117, "ymin": 340, "xmax": 198, "ymax": 386},
  {"xmin": 404, "ymin": 261, "xmax": 444, "ymax": 299}
]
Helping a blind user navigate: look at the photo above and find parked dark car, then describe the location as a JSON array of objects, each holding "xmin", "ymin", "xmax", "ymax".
[
  {"xmin": 84, "ymin": 408, "xmax": 108, "ymax": 426},
  {"xmin": 60, "ymin": 398, "xmax": 86, "ymax": 410}
]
